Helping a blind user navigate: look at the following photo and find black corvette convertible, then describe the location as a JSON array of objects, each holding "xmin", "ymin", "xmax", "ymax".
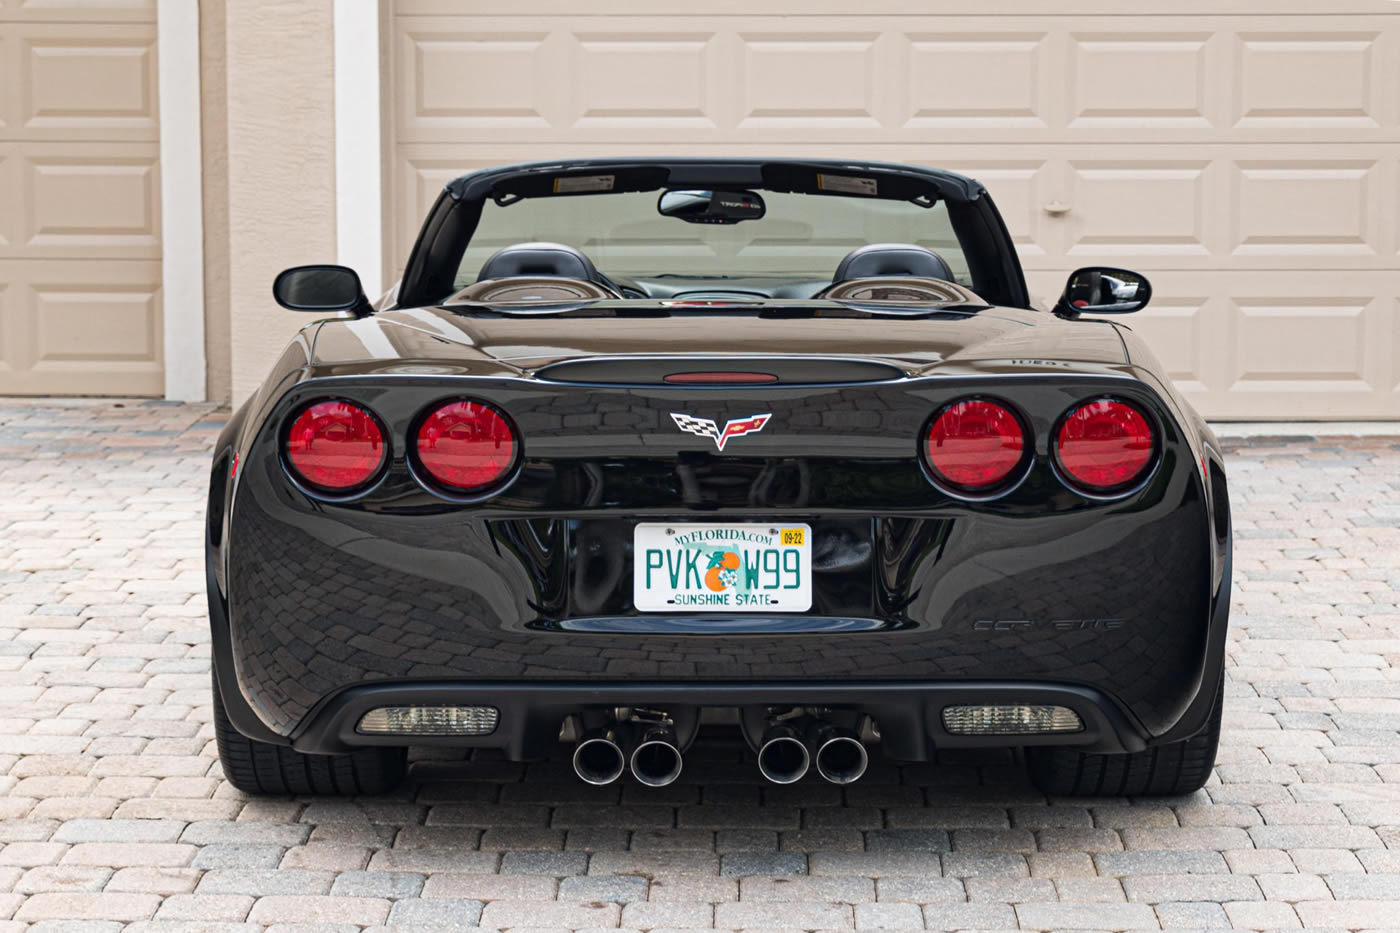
[{"xmin": 207, "ymin": 158, "xmax": 1230, "ymax": 797}]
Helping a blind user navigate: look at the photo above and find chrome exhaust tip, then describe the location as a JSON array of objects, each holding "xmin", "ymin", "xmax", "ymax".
[
  {"xmin": 814, "ymin": 730, "xmax": 868, "ymax": 785},
  {"xmin": 629, "ymin": 724, "xmax": 683, "ymax": 787},
  {"xmin": 757, "ymin": 725, "xmax": 811, "ymax": 784},
  {"xmin": 573, "ymin": 729, "xmax": 626, "ymax": 785}
]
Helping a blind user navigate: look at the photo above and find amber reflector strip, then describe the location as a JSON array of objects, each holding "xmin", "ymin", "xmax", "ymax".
[{"xmin": 663, "ymin": 371, "xmax": 779, "ymax": 385}]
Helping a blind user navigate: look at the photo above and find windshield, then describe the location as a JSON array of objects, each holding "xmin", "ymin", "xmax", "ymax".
[{"xmin": 455, "ymin": 191, "xmax": 971, "ymax": 288}]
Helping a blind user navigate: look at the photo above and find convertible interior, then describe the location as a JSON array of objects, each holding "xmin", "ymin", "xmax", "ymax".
[{"xmin": 447, "ymin": 240, "xmax": 971, "ymax": 306}]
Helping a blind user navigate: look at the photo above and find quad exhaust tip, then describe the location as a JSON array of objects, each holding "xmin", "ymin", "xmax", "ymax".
[
  {"xmin": 573, "ymin": 730, "xmax": 626, "ymax": 786},
  {"xmin": 814, "ymin": 731, "xmax": 868, "ymax": 785},
  {"xmin": 629, "ymin": 725, "xmax": 683, "ymax": 787},
  {"xmin": 758, "ymin": 726, "xmax": 811, "ymax": 784},
  {"xmin": 758, "ymin": 719, "xmax": 869, "ymax": 785},
  {"xmin": 575, "ymin": 716, "xmax": 866, "ymax": 787}
]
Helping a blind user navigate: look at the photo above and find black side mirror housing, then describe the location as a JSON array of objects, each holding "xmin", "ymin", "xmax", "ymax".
[
  {"xmin": 273, "ymin": 264, "xmax": 372, "ymax": 316},
  {"xmin": 1053, "ymin": 267, "xmax": 1151, "ymax": 318}
]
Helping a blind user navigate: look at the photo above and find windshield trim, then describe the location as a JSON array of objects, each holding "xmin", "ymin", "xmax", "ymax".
[
  {"xmin": 445, "ymin": 158, "xmax": 984, "ymax": 205},
  {"xmin": 397, "ymin": 158, "xmax": 1032, "ymax": 312}
]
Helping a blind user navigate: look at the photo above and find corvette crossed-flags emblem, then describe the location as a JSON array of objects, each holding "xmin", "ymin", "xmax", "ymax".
[{"xmin": 670, "ymin": 412, "xmax": 772, "ymax": 451}]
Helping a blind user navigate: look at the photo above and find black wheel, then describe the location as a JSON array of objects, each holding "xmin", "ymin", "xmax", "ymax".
[
  {"xmin": 212, "ymin": 672, "xmax": 406, "ymax": 795},
  {"xmin": 1027, "ymin": 674, "xmax": 1223, "ymax": 797}
]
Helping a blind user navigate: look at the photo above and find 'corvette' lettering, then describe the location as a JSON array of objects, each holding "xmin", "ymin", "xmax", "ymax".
[{"xmin": 973, "ymin": 618, "xmax": 1126, "ymax": 632}]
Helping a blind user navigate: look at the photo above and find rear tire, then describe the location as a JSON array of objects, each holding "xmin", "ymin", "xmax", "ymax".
[
  {"xmin": 212, "ymin": 672, "xmax": 406, "ymax": 795},
  {"xmin": 1027, "ymin": 674, "xmax": 1223, "ymax": 797}
]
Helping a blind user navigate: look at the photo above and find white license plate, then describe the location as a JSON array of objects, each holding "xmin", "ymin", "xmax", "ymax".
[{"xmin": 633, "ymin": 523, "xmax": 812, "ymax": 612}]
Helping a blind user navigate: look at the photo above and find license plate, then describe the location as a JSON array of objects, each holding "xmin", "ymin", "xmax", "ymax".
[{"xmin": 633, "ymin": 523, "xmax": 812, "ymax": 612}]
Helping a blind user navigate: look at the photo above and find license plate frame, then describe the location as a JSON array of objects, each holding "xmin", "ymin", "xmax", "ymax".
[{"xmin": 632, "ymin": 522, "xmax": 813, "ymax": 613}]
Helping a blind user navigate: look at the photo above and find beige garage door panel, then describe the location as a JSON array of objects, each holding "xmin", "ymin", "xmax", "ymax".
[
  {"xmin": 393, "ymin": 15, "xmax": 1399, "ymax": 146},
  {"xmin": 0, "ymin": 22, "xmax": 159, "ymax": 143},
  {"xmin": 0, "ymin": 258, "xmax": 162, "ymax": 395},
  {"xmin": 0, "ymin": 140, "xmax": 160, "ymax": 260},
  {"xmin": 389, "ymin": 6, "xmax": 1400, "ymax": 419},
  {"xmin": 400, "ymin": 0, "xmax": 1391, "ymax": 14},
  {"xmin": 0, "ymin": 0, "xmax": 155, "ymax": 23},
  {"xmin": 1024, "ymin": 270, "xmax": 1399, "ymax": 419},
  {"xmin": 939, "ymin": 145, "xmax": 1398, "ymax": 272},
  {"xmin": 0, "ymin": 7, "xmax": 161, "ymax": 396},
  {"xmin": 391, "ymin": 142, "xmax": 1398, "ymax": 274}
]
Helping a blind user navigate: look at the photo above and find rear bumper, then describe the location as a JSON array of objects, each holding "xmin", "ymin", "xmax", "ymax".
[
  {"xmin": 209, "ymin": 534, "xmax": 1231, "ymax": 762},
  {"xmin": 287, "ymin": 678, "xmax": 1148, "ymax": 758}
]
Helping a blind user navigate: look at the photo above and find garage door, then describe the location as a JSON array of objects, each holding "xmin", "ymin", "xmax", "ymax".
[
  {"xmin": 387, "ymin": 1, "xmax": 1399, "ymax": 419},
  {"xmin": 0, "ymin": 0, "xmax": 162, "ymax": 396}
]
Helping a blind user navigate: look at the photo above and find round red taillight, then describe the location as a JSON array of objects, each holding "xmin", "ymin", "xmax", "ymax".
[
  {"xmin": 925, "ymin": 399, "xmax": 1026, "ymax": 492},
  {"xmin": 285, "ymin": 400, "xmax": 386, "ymax": 492},
  {"xmin": 415, "ymin": 400, "xmax": 518, "ymax": 493},
  {"xmin": 1056, "ymin": 399, "xmax": 1155, "ymax": 492}
]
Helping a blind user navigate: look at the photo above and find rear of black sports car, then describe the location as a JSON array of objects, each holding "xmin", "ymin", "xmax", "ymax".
[
  {"xmin": 207, "ymin": 310, "xmax": 1230, "ymax": 797},
  {"xmin": 207, "ymin": 158, "xmax": 1230, "ymax": 796}
]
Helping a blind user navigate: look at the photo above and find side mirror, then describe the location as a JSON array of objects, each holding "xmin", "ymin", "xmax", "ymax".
[
  {"xmin": 273, "ymin": 265, "xmax": 371, "ymax": 315},
  {"xmin": 1053, "ymin": 267, "xmax": 1151, "ymax": 318}
]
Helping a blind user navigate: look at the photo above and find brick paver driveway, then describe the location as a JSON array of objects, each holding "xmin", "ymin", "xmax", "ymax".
[{"xmin": 1, "ymin": 399, "xmax": 1397, "ymax": 932}]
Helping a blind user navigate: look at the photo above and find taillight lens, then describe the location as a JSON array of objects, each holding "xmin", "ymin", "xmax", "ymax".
[
  {"xmin": 285, "ymin": 400, "xmax": 386, "ymax": 492},
  {"xmin": 415, "ymin": 400, "xmax": 518, "ymax": 492},
  {"xmin": 925, "ymin": 399, "xmax": 1026, "ymax": 492},
  {"xmin": 1056, "ymin": 399, "xmax": 1155, "ymax": 492}
]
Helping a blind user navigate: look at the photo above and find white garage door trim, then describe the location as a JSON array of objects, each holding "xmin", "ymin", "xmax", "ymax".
[
  {"xmin": 334, "ymin": 0, "xmax": 386, "ymax": 299},
  {"xmin": 156, "ymin": 0, "xmax": 206, "ymax": 402}
]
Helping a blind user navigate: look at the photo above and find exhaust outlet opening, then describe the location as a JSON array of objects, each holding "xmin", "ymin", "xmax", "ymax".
[
  {"xmin": 815, "ymin": 734, "xmax": 868, "ymax": 785},
  {"xmin": 573, "ymin": 732, "xmax": 626, "ymax": 786},
  {"xmin": 758, "ymin": 732, "xmax": 810, "ymax": 784},
  {"xmin": 631, "ymin": 739, "xmax": 683, "ymax": 787},
  {"xmin": 629, "ymin": 723, "xmax": 683, "ymax": 787}
]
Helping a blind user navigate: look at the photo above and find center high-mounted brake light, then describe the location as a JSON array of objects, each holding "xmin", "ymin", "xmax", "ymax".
[
  {"xmin": 414, "ymin": 399, "xmax": 518, "ymax": 493},
  {"xmin": 924, "ymin": 398, "xmax": 1027, "ymax": 493}
]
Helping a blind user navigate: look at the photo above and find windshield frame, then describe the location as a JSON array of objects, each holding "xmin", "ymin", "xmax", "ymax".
[
  {"xmin": 396, "ymin": 158, "xmax": 1029, "ymax": 312},
  {"xmin": 455, "ymin": 189, "xmax": 974, "ymax": 287}
]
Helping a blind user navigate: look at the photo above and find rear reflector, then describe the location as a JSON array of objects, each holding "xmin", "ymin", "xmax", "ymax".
[
  {"xmin": 942, "ymin": 704, "xmax": 1083, "ymax": 735},
  {"xmin": 357, "ymin": 706, "xmax": 499, "ymax": 736}
]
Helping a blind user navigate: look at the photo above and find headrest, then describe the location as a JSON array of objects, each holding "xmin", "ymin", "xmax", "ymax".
[
  {"xmin": 833, "ymin": 243, "xmax": 953, "ymax": 283},
  {"xmin": 477, "ymin": 242, "xmax": 602, "ymax": 283}
]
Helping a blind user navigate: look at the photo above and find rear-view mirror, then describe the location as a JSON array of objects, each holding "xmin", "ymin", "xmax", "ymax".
[{"xmin": 658, "ymin": 189, "xmax": 766, "ymax": 225}]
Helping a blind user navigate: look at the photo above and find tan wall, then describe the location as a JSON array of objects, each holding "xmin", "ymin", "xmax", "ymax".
[
  {"xmin": 200, "ymin": 0, "xmax": 230, "ymax": 403},
  {"xmin": 223, "ymin": 0, "xmax": 337, "ymax": 405}
]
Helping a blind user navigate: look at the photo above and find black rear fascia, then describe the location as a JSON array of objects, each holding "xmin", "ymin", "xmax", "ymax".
[{"xmin": 224, "ymin": 371, "xmax": 1213, "ymax": 739}]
